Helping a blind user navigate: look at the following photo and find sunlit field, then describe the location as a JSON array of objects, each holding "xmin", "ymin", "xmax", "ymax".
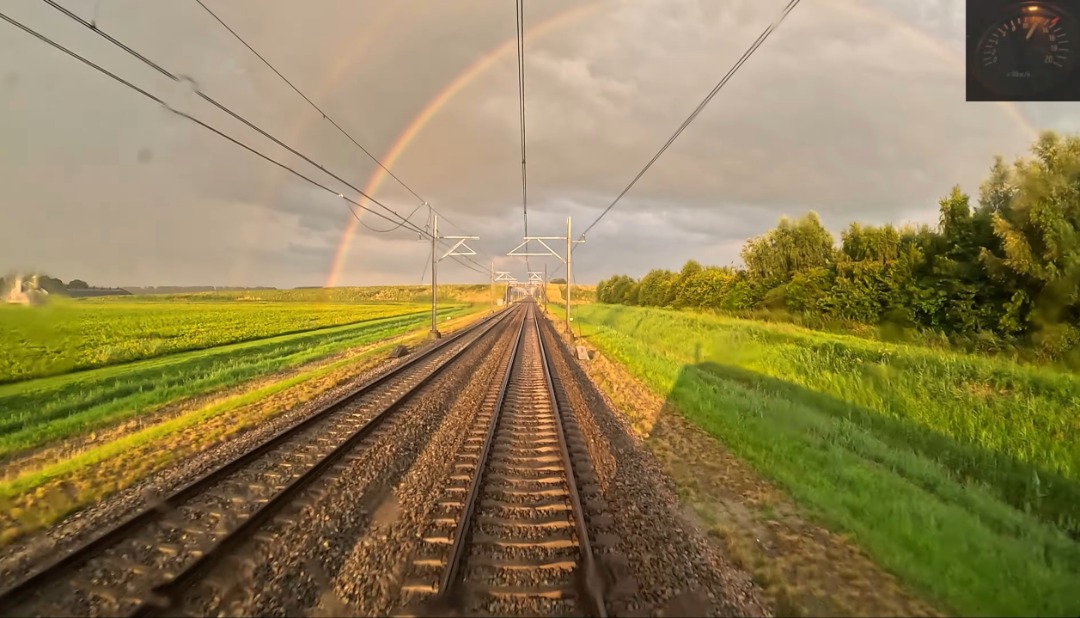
[
  {"xmin": 572, "ymin": 303, "xmax": 1080, "ymax": 617},
  {"xmin": 0, "ymin": 288, "xmax": 490, "ymax": 543},
  {"xmin": 0, "ymin": 287, "xmax": 490, "ymax": 457},
  {"xmin": 0, "ymin": 285, "xmax": 492, "ymax": 383}
]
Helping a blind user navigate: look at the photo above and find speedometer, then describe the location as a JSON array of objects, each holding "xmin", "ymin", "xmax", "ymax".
[{"xmin": 973, "ymin": 2, "xmax": 1079, "ymax": 97}]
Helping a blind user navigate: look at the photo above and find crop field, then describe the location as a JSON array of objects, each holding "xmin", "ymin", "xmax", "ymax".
[
  {"xmin": 0, "ymin": 298, "xmax": 438, "ymax": 383},
  {"xmin": 0, "ymin": 289, "xmax": 484, "ymax": 460},
  {"xmin": 572, "ymin": 303, "xmax": 1080, "ymax": 616},
  {"xmin": 0, "ymin": 288, "xmax": 487, "ymax": 544}
]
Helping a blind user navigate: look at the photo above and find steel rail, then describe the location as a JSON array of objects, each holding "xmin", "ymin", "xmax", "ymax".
[
  {"xmin": 0, "ymin": 306, "xmax": 517, "ymax": 614},
  {"xmin": 536, "ymin": 309, "xmax": 606, "ymax": 617},
  {"xmin": 436, "ymin": 307, "xmax": 527, "ymax": 597},
  {"xmin": 432, "ymin": 303, "xmax": 606, "ymax": 616}
]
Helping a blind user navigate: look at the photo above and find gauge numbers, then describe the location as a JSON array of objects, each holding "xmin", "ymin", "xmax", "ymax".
[{"xmin": 976, "ymin": 4, "xmax": 1078, "ymax": 97}]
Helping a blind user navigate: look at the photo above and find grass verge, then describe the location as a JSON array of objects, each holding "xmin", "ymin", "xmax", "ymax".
[{"xmin": 571, "ymin": 303, "xmax": 1080, "ymax": 617}]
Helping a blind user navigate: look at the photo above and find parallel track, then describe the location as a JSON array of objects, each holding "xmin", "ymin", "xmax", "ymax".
[
  {"xmin": 397, "ymin": 304, "xmax": 607, "ymax": 617},
  {"xmin": 0, "ymin": 306, "xmax": 522, "ymax": 618}
]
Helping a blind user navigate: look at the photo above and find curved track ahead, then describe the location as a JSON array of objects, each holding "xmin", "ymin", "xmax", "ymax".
[
  {"xmin": 0, "ymin": 306, "xmax": 523, "ymax": 618},
  {"xmin": 397, "ymin": 304, "xmax": 607, "ymax": 617}
]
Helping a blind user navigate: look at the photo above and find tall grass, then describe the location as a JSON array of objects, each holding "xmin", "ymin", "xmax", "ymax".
[{"xmin": 574, "ymin": 303, "xmax": 1080, "ymax": 617}]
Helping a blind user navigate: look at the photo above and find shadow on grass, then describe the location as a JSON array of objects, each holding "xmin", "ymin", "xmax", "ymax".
[
  {"xmin": 663, "ymin": 361, "xmax": 1080, "ymax": 616},
  {"xmin": 686, "ymin": 362, "xmax": 1080, "ymax": 538}
]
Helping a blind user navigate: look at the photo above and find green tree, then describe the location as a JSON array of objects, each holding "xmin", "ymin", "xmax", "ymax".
[
  {"xmin": 591, "ymin": 130, "xmax": 1080, "ymax": 362},
  {"xmin": 980, "ymin": 131, "xmax": 1080, "ymax": 355},
  {"xmin": 742, "ymin": 211, "xmax": 835, "ymax": 289}
]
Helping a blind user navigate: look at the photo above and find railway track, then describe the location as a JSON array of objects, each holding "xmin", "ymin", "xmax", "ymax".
[
  {"xmin": 396, "ymin": 304, "xmax": 608, "ymax": 617},
  {"xmin": 0, "ymin": 306, "xmax": 522, "ymax": 618}
]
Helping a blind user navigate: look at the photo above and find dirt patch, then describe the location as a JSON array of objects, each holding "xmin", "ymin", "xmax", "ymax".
[{"xmin": 568, "ymin": 329, "xmax": 943, "ymax": 617}]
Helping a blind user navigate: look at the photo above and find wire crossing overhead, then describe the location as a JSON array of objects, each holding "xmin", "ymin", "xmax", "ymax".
[
  {"xmin": 0, "ymin": 8, "xmax": 489, "ymax": 277},
  {"xmin": 575, "ymin": 0, "xmax": 803, "ymax": 249},
  {"xmin": 192, "ymin": 0, "xmax": 467, "ymax": 236},
  {"xmin": 515, "ymin": 0, "xmax": 529, "ymax": 238},
  {"xmin": 515, "ymin": 0, "xmax": 531, "ymax": 273},
  {"xmin": 40, "ymin": 0, "xmax": 430, "ymax": 240},
  {"xmin": 195, "ymin": 0, "xmax": 420, "ymax": 202}
]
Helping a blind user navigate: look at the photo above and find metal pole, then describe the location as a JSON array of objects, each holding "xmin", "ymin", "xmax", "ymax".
[
  {"xmin": 430, "ymin": 214, "xmax": 440, "ymax": 339},
  {"xmin": 566, "ymin": 216, "xmax": 573, "ymax": 339},
  {"xmin": 490, "ymin": 260, "xmax": 495, "ymax": 313},
  {"xmin": 543, "ymin": 263, "xmax": 548, "ymax": 313}
]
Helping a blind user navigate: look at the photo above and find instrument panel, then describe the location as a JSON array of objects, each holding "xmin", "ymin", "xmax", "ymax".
[{"xmin": 967, "ymin": 0, "xmax": 1080, "ymax": 100}]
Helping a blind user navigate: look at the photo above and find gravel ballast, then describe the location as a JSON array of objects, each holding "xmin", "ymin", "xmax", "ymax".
[
  {"xmin": 537, "ymin": 317, "xmax": 771, "ymax": 617},
  {"xmin": 2, "ymin": 306, "xmax": 771, "ymax": 617},
  {"xmin": 173, "ymin": 312, "xmax": 522, "ymax": 617},
  {"xmin": 0, "ymin": 315, "xmax": 504, "ymax": 615}
]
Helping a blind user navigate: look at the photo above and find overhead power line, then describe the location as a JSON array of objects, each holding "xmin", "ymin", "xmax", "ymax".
[
  {"xmin": 41, "ymin": 0, "xmax": 429, "ymax": 239},
  {"xmin": 515, "ymin": 0, "xmax": 532, "ymax": 274},
  {"xmin": 575, "ymin": 0, "xmax": 802, "ymax": 248},
  {"xmin": 515, "ymin": 0, "xmax": 528, "ymax": 241},
  {"xmin": 195, "ymin": 0, "xmax": 418, "ymax": 201},
  {"xmin": 192, "ymin": 0, "xmax": 467, "ymax": 235},
  {"xmin": 36, "ymin": 0, "xmax": 488, "ymax": 274},
  {"xmin": 0, "ymin": 9, "xmax": 488, "ymax": 277}
]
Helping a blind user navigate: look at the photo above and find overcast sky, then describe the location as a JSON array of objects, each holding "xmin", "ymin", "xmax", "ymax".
[{"xmin": 2, "ymin": 0, "xmax": 1079, "ymax": 288}]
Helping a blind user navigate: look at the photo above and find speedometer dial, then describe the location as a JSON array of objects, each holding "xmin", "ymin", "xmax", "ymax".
[{"xmin": 974, "ymin": 3, "xmax": 1079, "ymax": 96}]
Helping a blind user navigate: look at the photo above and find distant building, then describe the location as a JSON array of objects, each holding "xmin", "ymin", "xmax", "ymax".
[
  {"xmin": 2, "ymin": 273, "xmax": 130, "ymax": 303},
  {"xmin": 4, "ymin": 274, "xmax": 48, "ymax": 306}
]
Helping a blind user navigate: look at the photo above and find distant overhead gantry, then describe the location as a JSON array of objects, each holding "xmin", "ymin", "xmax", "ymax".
[
  {"xmin": 507, "ymin": 216, "xmax": 584, "ymax": 338},
  {"xmin": 429, "ymin": 214, "xmax": 479, "ymax": 339}
]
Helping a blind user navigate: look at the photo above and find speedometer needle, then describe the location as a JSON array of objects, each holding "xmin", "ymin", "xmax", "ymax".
[{"xmin": 1026, "ymin": 20, "xmax": 1039, "ymax": 39}]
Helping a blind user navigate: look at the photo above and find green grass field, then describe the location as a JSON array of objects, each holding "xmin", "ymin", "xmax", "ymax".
[
  {"xmin": 0, "ymin": 287, "xmax": 490, "ymax": 544},
  {"xmin": 0, "ymin": 289, "xmax": 484, "ymax": 460},
  {"xmin": 573, "ymin": 303, "xmax": 1080, "ymax": 617},
  {"xmin": 0, "ymin": 297, "xmax": 446, "ymax": 383}
]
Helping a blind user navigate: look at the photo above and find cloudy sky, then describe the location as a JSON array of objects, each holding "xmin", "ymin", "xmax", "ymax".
[{"xmin": 2, "ymin": 0, "xmax": 1079, "ymax": 288}]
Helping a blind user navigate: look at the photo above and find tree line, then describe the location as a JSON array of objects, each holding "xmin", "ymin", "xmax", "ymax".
[
  {"xmin": 596, "ymin": 131, "xmax": 1080, "ymax": 363},
  {"xmin": 0, "ymin": 274, "xmax": 91, "ymax": 294}
]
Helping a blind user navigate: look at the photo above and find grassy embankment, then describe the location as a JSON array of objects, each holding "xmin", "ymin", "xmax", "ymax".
[
  {"xmin": 0, "ymin": 287, "xmax": 489, "ymax": 544},
  {"xmin": 571, "ymin": 303, "xmax": 1079, "ymax": 617}
]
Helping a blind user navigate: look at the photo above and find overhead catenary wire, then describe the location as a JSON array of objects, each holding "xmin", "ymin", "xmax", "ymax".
[
  {"xmin": 574, "ymin": 0, "xmax": 802, "ymax": 250},
  {"xmin": 33, "ymin": 0, "xmax": 488, "ymax": 275},
  {"xmin": 43, "ymin": 0, "xmax": 479, "ymax": 267},
  {"xmin": 41, "ymin": 0, "xmax": 430, "ymax": 239},
  {"xmin": 0, "ymin": 9, "xmax": 489, "ymax": 278},
  {"xmin": 515, "ymin": 0, "xmax": 530, "ymax": 273},
  {"xmin": 191, "ymin": 0, "xmax": 467, "ymax": 235}
]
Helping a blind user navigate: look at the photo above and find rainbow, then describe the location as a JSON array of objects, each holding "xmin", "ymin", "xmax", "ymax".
[
  {"xmin": 318, "ymin": 0, "xmax": 1038, "ymax": 288},
  {"xmin": 323, "ymin": 2, "xmax": 604, "ymax": 287},
  {"xmin": 227, "ymin": 2, "xmax": 405, "ymax": 286}
]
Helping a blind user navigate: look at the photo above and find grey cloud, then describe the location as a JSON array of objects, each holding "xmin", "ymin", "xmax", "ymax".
[{"xmin": 2, "ymin": 0, "xmax": 1078, "ymax": 288}]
